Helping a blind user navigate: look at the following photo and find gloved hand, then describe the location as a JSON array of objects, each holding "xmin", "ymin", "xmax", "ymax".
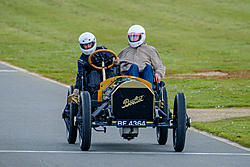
[
  {"xmin": 113, "ymin": 57, "xmax": 119, "ymax": 66},
  {"xmin": 72, "ymin": 89, "xmax": 79, "ymax": 96},
  {"xmin": 68, "ymin": 89, "xmax": 79, "ymax": 104}
]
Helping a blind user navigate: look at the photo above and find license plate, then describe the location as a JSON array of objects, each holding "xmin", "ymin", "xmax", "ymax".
[{"xmin": 117, "ymin": 120, "xmax": 147, "ymax": 127}]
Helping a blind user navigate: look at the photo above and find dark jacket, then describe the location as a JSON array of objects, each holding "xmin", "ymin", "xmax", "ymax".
[{"xmin": 75, "ymin": 46, "xmax": 116, "ymax": 90}]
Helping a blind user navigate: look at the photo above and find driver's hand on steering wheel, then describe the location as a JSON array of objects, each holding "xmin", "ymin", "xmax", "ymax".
[{"xmin": 113, "ymin": 57, "xmax": 119, "ymax": 66}]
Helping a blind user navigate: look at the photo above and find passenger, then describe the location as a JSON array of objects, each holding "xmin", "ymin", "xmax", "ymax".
[{"xmin": 117, "ymin": 25, "xmax": 165, "ymax": 84}]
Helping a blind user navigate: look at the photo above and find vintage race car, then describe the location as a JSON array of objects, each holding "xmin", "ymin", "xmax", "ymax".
[{"xmin": 65, "ymin": 49, "xmax": 190, "ymax": 152}]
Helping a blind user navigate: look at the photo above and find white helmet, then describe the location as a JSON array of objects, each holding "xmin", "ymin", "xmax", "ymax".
[
  {"xmin": 78, "ymin": 32, "xmax": 97, "ymax": 55},
  {"xmin": 128, "ymin": 25, "xmax": 146, "ymax": 48}
]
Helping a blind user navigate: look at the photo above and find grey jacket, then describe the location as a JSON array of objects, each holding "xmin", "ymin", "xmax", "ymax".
[{"xmin": 118, "ymin": 43, "xmax": 166, "ymax": 78}]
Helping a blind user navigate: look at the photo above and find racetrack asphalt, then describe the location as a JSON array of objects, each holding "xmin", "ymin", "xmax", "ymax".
[{"xmin": 0, "ymin": 62, "xmax": 249, "ymax": 167}]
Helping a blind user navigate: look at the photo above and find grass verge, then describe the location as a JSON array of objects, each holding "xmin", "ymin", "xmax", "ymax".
[
  {"xmin": 166, "ymin": 78, "xmax": 250, "ymax": 108},
  {"xmin": 192, "ymin": 116, "xmax": 250, "ymax": 147}
]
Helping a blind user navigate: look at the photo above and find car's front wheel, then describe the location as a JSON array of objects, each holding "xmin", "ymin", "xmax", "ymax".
[
  {"xmin": 66, "ymin": 85, "xmax": 77, "ymax": 144},
  {"xmin": 79, "ymin": 91, "xmax": 92, "ymax": 151},
  {"xmin": 156, "ymin": 87, "xmax": 169, "ymax": 145},
  {"xmin": 173, "ymin": 93, "xmax": 187, "ymax": 152}
]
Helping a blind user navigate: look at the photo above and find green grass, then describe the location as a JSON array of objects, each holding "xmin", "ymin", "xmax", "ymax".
[
  {"xmin": 0, "ymin": 0, "xmax": 249, "ymax": 108},
  {"xmin": 192, "ymin": 116, "xmax": 250, "ymax": 147},
  {"xmin": 167, "ymin": 78, "xmax": 250, "ymax": 108}
]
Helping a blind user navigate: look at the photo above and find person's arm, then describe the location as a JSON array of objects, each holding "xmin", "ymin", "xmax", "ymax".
[
  {"xmin": 118, "ymin": 49, "xmax": 124, "ymax": 59},
  {"xmin": 150, "ymin": 48, "xmax": 166, "ymax": 83},
  {"xmin": 112, "ymin": 49, "xmax": 124, "ymax": 66},
  {"xmin": 117, "ymin": 49, "xmax": 126, "ymax": 73},
  {"xmin": 75, "ymin": 58, "xmax": 86, "ymax": 90}
]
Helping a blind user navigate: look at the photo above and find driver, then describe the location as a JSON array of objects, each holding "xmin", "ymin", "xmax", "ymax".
[
  {"xmin": 62, "ymin": 32, "xmax": 116, "ymax": 119},
  {"xmin": 117, "ymin": 25, "xmax": 165, "ymax": 85}
]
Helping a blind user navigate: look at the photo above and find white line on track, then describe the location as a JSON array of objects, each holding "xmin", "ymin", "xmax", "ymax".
[
  {"xmin": 0, "ymin": 150, "xmax": 249, "ymax": 156},
  {"xmin": 0, "ymin": 61, "xmax": 69, "ymax": 88},
  {"xmin": 190, "ymin": 127, "xmax": 250, "ymax": 152},
  {"xmin": 0, "ymin": 69, "xmax": 18, "ymax": 72}
]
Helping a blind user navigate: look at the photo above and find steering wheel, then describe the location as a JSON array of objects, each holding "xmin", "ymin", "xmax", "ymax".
[{"xmin": 88, "ymin": 49, "xmax": 118, "ymax": 70}]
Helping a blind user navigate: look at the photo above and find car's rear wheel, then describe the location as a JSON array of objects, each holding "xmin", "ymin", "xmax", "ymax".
[
  {"xmin": 66, "ymin": 86, "xmax": 77, "ymax": 144},
  {"xmin": 156, "ymin": 87, "xmax": 169, "ymax": 145},
  {"xmin": 173, "ymin": 93, "xmax": 187, "ymax": 152},
  {"xmin": 79, "ymin": 91, "xmax": 92, "ymax": 151}
]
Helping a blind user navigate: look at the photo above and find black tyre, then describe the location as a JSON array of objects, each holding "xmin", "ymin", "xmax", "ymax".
[
  {"xmin": 66, "ymin": 86, "xmax": 77, "ymax": 144},
  {"xmin": 79, "ymin": 91, "xmax": 92, "ymax": 151},
  {"xmin": 173, "ymin": 93, "xmax": 187, "ymax": 152},
  {"xmin": 156, "ymin": 87, "xmax": 169, "ymax": 145}
]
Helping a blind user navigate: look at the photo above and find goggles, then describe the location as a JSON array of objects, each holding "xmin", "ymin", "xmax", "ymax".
[
  {"xmin": 128, "ymin": 33, "xmax": 142, "ymax": 42},
  {"xmin": 80, "ymin": 42, "xmax": 94, "ymax": 50}
]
